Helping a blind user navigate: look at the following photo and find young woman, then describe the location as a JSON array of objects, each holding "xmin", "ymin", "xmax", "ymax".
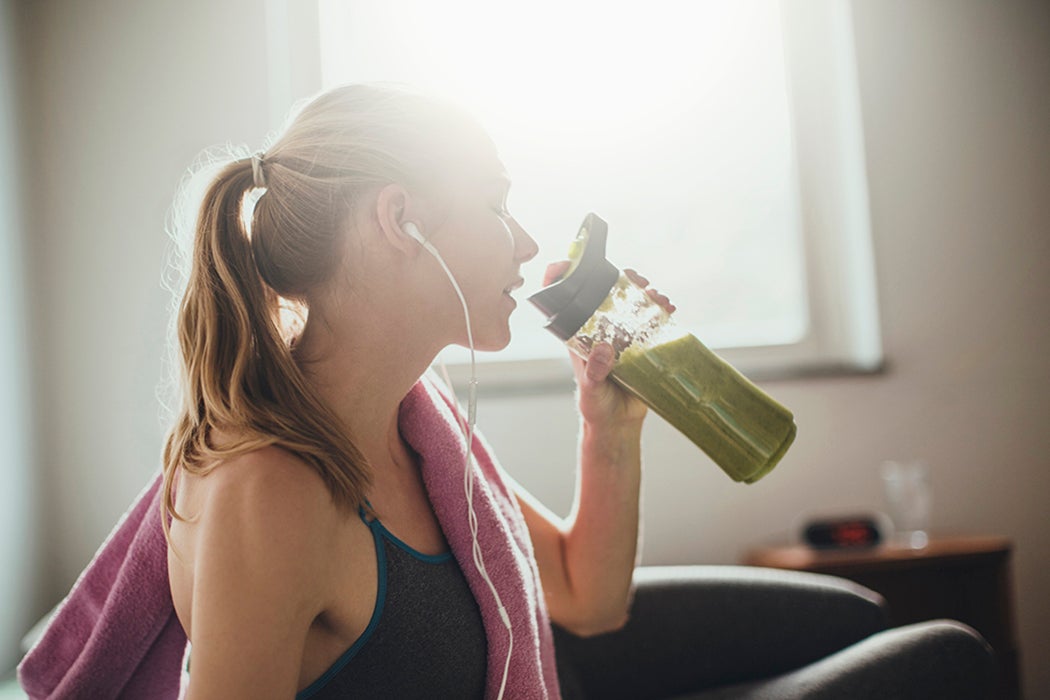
[{"xmin": 161, "ymin": 83, "xmax": 665, "ymax": 698}]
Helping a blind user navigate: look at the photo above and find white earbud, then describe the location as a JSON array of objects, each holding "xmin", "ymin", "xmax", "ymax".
[{"xmin": 403, "ymin": 221, "xmax": 426, "ymax": 245}]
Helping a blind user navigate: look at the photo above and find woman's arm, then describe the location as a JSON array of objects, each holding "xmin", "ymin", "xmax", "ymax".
[
  {"xmin": 516, "ymin": 265, "xmax": 670, "ymax": 637},
  {"xmin": 514, "ymin": 411, "xmax": 642, "ymax": 637},
  {"xmin": 177, "ymin": 450, "xmax": 335, "ymax": 699}
]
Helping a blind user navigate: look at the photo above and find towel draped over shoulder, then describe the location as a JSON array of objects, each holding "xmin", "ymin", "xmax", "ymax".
[{"xmin": 18, "ymin": 375, "xmax": 562, "ymax": 700}]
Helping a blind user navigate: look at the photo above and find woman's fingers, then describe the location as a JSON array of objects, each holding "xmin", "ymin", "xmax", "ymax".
[
  {"xmin": 543, "ymin": 260, "xmax": 572, "ymax": 286},
  {"xmin": 583, "ymin": 342, "xmax": 616, "ymax": 384},
  {"xmin": 623, "ymin": 268, "xmax": 649, "ymax": 288},
  {"xmin": 625, "ymin": 268, "xmax": 676, "ymax": 314},
  {"xmin": 647, "ymin": 289, "xmax": 676, "ymax": 314}
]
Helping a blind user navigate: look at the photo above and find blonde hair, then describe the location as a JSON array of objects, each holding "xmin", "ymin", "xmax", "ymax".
[{"xmin": 161, "ymin": 84, "xmax": 486, "ymax": 537}]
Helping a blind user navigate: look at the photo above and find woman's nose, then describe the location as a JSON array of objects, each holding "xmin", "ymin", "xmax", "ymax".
[{"xmin": 512, "ymin": 219, "xmax": 539, "ymax": 263}]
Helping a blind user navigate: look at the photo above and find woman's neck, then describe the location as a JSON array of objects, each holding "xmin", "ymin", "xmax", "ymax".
[{"xmin": 291, "ymin": 302, "xmax": 441, "ymax": 470}]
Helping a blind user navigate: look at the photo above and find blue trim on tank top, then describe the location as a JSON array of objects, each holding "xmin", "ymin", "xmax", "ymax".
[
  {"xmin": 360, "ymin": 501, "xmax": 452, "ymax": 563},
  {"xmin": 370, "ymin": 518, "xmax": 453, "ymax": 563},
  {"xmin": 296, "ymin": 518, "xmax": 388, "ymax": 699},
  {"xmin": 294, "ymin": 508, "xmax": 450, "ymax": 699}
]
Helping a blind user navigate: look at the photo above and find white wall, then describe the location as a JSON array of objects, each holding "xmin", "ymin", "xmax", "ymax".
[
  {"xmin": 16, "ymin": 0, "xmax": 1049, "ymax": 697},
  {"xmin": 22, "ymin": 0, "xmax": 273, "ymax": 617},
  {"xmin": 0, "ymin": 0, "xmax": 40, "ymax": 675}
]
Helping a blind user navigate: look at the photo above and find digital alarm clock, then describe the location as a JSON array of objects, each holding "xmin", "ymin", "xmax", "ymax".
[{"xmin": 802, "ymin": 516, "xmax": 883, "ymax": 549}]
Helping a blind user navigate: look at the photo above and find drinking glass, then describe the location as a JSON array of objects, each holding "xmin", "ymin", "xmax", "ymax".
[{"xmin": 880, "ymin": 460, "xmax": 931, "ymax": 549}]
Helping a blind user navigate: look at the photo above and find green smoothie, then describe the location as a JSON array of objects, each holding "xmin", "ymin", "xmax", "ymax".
[{"xmin": 611, "ymin": 333, "xmax": 796, "ymax": 483}]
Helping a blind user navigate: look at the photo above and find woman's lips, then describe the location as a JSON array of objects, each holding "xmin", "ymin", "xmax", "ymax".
[{"xmin": 503, "ymin": 277, "xmax": 524, "ymax": 295}]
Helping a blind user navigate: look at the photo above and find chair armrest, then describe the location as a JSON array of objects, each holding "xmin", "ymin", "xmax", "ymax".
[{"xmin": 554, "ymin": 565, "xmax": 888, "ymax": 700}]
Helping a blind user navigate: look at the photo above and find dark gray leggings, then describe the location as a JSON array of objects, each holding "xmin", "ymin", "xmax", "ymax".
[{"xmin": 552, "ymin": 566, "xmax": 996, "ymax": 700}]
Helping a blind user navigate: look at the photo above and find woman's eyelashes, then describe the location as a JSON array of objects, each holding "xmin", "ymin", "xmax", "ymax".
[{"xmin": 492, "ymin": 198, "xmax": 511, "ymax": 218}]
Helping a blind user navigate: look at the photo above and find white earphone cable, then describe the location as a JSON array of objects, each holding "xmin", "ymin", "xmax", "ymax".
[{"xmin": 422, "ymin": 238, "xmax": 513, "ymax": 700}]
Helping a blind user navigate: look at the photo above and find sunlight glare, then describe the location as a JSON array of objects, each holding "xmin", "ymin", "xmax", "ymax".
[{"xmin": 319, "ymin": 0, "xmax": 808, "ymax": 358}]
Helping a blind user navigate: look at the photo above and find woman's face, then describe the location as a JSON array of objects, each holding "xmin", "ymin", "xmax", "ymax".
[{"xmin": 423, "ymin": 153, "xmax": 539, "ymax": 352}]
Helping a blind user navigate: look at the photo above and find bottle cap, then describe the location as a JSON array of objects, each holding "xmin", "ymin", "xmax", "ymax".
[{"xmin": 528, "ymin": 213, "xmax": 621, "ymax": 341}]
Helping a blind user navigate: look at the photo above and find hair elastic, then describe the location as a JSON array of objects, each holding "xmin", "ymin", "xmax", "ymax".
[{"xmin": 251, "ymin": 152, "xmax": 267, "ymax": 188}]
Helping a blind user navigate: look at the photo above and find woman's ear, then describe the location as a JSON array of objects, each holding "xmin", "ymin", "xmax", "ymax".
[{"xmin": 375, "ymin": 183, "xmax": 423, "ymax": 255}]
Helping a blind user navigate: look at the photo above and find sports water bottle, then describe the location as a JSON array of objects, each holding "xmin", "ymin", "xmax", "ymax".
[{"xmin": 528, "ymin": 213, "xmax": 796, "ymax": 483}]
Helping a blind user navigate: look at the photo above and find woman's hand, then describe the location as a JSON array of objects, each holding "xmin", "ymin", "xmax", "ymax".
[{"xmin": 542, "ymin": 261, "xmax": 676, "ymax": 430}]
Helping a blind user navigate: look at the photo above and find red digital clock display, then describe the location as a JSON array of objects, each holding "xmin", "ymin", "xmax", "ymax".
[{"xmin": 803, "ymin": 518, "xmax": 882, "ymax": 549}]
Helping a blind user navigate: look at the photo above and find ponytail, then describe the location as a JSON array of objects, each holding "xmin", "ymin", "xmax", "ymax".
[{"xmin": 161, "ymin": 157, "xmax": 371, "ymax": 541}]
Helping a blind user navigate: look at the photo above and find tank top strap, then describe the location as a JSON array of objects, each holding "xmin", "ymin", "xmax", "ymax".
[
  {"xmin": 357, "ymin": 501, "xmax": 378, "ymax": 527},
  {"xmin": 356, "ymin": 502, "xmax": 452, "ymax": 563}
]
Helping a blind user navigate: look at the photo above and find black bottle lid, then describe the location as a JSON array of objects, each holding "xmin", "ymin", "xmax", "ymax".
[{"xmin": 527, "ymin": 213, "xmax": 621, "ymax": 341}]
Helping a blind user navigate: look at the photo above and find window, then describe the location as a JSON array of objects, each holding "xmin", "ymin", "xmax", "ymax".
[{"xmin": 277, "ymin": 0, "xmax": 882, "ymax": 388}]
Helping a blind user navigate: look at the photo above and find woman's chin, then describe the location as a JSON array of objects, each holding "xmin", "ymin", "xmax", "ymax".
[
  {"xmin": 463, "ymin": 326, "xmax": 512, "ymax": 353},
  {"xmin": 473, "ymin": 336, "xmax": 511, "ymax": 353}
]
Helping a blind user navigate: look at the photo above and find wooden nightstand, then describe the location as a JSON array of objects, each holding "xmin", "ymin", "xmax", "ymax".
[{"xmin": 743, "ymin": 535, "xmax": 1021, "ymax": 700}]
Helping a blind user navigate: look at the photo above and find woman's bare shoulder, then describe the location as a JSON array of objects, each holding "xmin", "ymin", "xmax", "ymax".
[
  {"xmin": 185, "ymin": 445, "xmax": 348, "ymax": 557},
  {"xmin": 171, "ymin": 446, "xmax": 356, "ymax": 697},
  {"xmin": 199, "ymin": 445, "xmax": 333, "ymax": 507},
  {"xmin": 170, "ymin": 445, "xmax": 352, "ymax": 605}
]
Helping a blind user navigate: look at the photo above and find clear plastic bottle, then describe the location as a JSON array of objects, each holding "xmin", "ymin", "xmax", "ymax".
[{"xmin": 529, "ymin": 214, "xmax": 796, "ymax": 483}]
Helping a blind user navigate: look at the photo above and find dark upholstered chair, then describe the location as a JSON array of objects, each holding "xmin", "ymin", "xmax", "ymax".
[{"xmin": 553, "ymin": 566, "xmax": 996, "ymax": 700}]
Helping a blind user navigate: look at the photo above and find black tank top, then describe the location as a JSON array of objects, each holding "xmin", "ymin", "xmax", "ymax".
[{"xmin": 295, "ymin": 509, "xmax": 488, "ymax": 699}]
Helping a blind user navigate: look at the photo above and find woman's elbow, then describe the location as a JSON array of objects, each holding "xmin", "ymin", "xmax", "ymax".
[
  {"xmin": 557, "ymin": 601, "xmax": 631, "ymax": 638},
  {"xmin": 579, "ymin": 610, "xmax": 630, "ymax": 637}
]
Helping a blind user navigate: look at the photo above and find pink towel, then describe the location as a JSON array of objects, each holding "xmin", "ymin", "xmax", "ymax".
[
  {"xmin": 401, "ymin": 377, "xmax": 561, "ymax": 700},
  {"xmin": 17, "ymin": 476, "xmax": 188, "ymax": 699},
  {"xmin": 19, "ymin": 374, "xmax": 562, "ymax": 699}
]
